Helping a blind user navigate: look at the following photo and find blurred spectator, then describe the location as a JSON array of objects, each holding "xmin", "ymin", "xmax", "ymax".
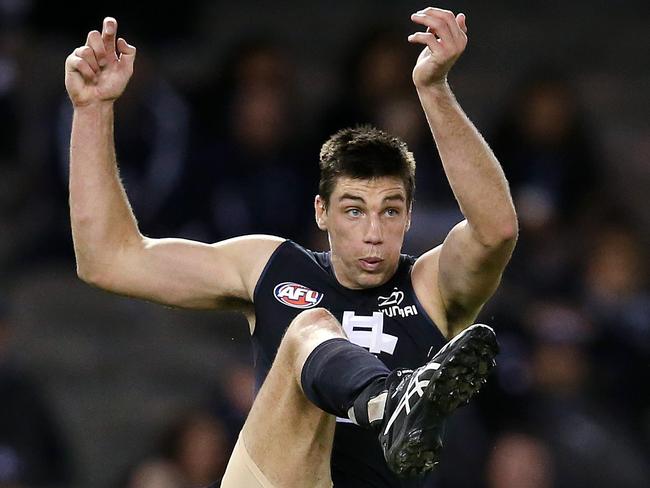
[
  {"xmin": 525, "ymin": 300, "xmax": 594, "ymax": 394},
  {"xmin": 0, "ymin": 17, "xmax": 56, "ymax": 276},
  {"xmin": 125, "ymin": 460, "xmax": 184, "ymax": 488},
  {"xmin": 320, "ymin": 27, "xmax": 417, "ymax": 138},
  {"xmin": 0, "ymin": 26, "xmax": 24, "ymax": 270},
  {"xmin": 209, "ymin": 363, "xmax": 255, "ymax": 445},
  {"xmin": 505, "ymin": 219, "xmax": 583, "ymax": 299},
  {"xmin": 491, "ymin": 66, "xmax": 603, "ymax": 229},
  {"xmin": 582, "ymin": 222, "xmax": 649, "ymax": 348},
  {"xmin": 123, "ymin": 409, "xmax": 229, "ymax": 488},
  {"xmin": 0, "ymin": 299, "xmax": 73, "ymax": 487},
  {"xmin": 581, "ymin": 221, "xmax": 650, "ymax": 434},
  {"xmin": 433, "ymin": 406, "xmax": 491, "ymax": 488},
  {"xmin": 523, "ymin": 300, "xmax": 650, "ymax": 487},
  {"xmin": 182, "ymin": 38, "xmax": 315, "ymax": 243},
  {"xmin": 490, "ymin": 67, "xmax": 607, "ymax": 301},
  {"xmin": 319, "ymin": 26, "xmax": 448, "ymax": 195},
  {"xmin": 486, "ymin": 431, "xmax": 553, "ymax": 488}
]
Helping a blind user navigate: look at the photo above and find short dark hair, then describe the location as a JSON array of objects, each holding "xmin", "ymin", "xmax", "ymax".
[{"xmin": 318, "ymin": 125, "xmax": 416, "ymax": 208}]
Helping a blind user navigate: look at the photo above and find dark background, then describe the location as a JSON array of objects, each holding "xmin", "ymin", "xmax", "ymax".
[{"xmin": 1, "ymin": 1, "xmax": 649, "ymax": 487}]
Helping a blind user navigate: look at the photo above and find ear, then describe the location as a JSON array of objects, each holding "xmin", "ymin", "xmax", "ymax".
[{"xmin": 314, "ymin": 195, "xmax": 328, "ymax": 230}]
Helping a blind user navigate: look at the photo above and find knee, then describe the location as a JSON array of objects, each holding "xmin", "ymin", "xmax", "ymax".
[
  {"xmin": 287, "ymin": 308, "xmax": 340, "ymax": 337},
  {"xmin": 293, "ymin": 307, "xmax": 336, "ymax": 326},
  {"xmin": 282, "ymin": 308, "xmax": 344, "ymax": 357}
]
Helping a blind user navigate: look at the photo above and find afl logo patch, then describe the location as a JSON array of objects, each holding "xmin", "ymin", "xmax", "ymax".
[{"xmin": 273, "ymin": 282, "xmax": 324, "ymax": 309}]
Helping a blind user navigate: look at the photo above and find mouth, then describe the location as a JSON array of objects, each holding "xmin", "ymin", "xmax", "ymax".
[{"xmin": 359, "ymin": 257, "xmax": 384, "ymax": 272}]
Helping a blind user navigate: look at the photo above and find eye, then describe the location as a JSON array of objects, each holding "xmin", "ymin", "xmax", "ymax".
[
  {"xmin": 385, "ymin": 208, "xmax": 400, "ymax": 217},
  {"xmin": 346, "ymin": 208, "xmax": 362, "ymax": 217}
]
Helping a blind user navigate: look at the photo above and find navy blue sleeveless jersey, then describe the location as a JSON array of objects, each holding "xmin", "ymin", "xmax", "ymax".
[{"xmin": 252, "ymin": 240, "xmax": 447, "ymax": 487}]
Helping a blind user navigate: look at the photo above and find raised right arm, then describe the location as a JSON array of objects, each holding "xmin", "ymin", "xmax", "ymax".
[{"xmin": 66, "ymin": 17, "xmax": 282, "ymax": 310}]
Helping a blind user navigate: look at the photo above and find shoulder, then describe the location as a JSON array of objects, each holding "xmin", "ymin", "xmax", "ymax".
[
  {"xmin": 267, "ymin": 239, "xmax": 331, "ymax": 270},
  {"xmin": 250, "ymin": 239, "xmax": 328, "ymax": 299},
  {"xmin": 211, "ymin": 234, "xmax": 287, "ymax": 275},
  {"xmin": 211, "ymin": 234, "xmax": 286, "ymax": 261},
  {"xmin": 210, "ymin": 234, "xmax": 286, "ymax": 302}
]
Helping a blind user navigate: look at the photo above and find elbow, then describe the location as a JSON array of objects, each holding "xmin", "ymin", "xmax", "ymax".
[
  {"xmin": 75, "ymin": 249, "xmax": 123, "ymax": 290},
  {"xmin": 73, "ymin": 234, "xmax": 143, "ymax": 289},
  {"xmin": 499, "ymin": 215, "xmax": 519, "ymax": 243},
  {"xmin": 76, "ymin": 262, "xmax": 106, "ymax": 288},
  {"xmin": 473, "ymin": 214, "xmax": 519, "ymax": 249},
  {"xmin": 492, "ymin": 204, "xmax": 519, "ymax": 245},
  {"xmin": 493, "ymin": 218, "xmax": 519, "ymax": 249},
  {"xmin": 72, "ymin": 240, "xmax": 109, "ymax": 287}
]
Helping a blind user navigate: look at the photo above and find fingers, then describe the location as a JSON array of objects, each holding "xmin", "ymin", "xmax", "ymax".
[
  {"xmin": 117, "ymin": 38, "xmax": 137, "ymax": 72},
  {"xmin": 102, "ymin": 17, "xmax": 118, "ymax": 61},
  {"xmin": 73, "ymin": 18, "xmax": 135, "ymax": 80},
  {"xmin": 74, "ymin": 46, "xmax": 100, "ymax": 74},
  {"xmin": 86, "ymin": 30, "xmax": 108, "ymax": 67},
  {"xmin": 411, "ymin": 11, "xmax": 455, "ymax": 45},
  {"xmin": 83, "ymin": 17, "xmax": 118, "ymax": 69},
  {"xmin": 407, "ymin": 32, "xmax": 439, "ymax": 51},
  {"xmin": 66, "ymin": 53, "xmax": 98, "ymax": 83},
  {"xmin": 456, "ymin": 13, "xmax": 468, "ymax": 35},
  {"xmin": 410, "ymin": 7, "xmax": 467, "ymax": 46}
]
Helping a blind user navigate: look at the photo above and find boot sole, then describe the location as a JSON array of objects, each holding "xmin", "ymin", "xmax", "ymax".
[{"xmin": 387, "ymin": 325, "xmax": 498, "ymax": 477}]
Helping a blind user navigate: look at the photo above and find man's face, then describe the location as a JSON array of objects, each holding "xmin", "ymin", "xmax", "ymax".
[{"xmin": 315, "ymin": 176, "xmax": 411, "ymax": 289}]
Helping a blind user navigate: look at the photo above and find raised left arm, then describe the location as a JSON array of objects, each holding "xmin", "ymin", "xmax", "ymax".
[{"xmin": 408, "ymin": 8, "xmax": 518, "ymax": 337}]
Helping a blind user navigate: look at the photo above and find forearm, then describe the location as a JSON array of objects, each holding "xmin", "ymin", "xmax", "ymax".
[
  {"xmin": 418, "ymin": 82, "xmax": 517, "ymax": 245},
  {"xmin": 69, "ymin": 102, "xmax": 141, "ymax": 279}
]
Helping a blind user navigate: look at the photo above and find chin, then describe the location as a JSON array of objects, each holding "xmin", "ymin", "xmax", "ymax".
[{"xmin": 357, "ymin": 271, "xmax": 389, "ymax": 289}]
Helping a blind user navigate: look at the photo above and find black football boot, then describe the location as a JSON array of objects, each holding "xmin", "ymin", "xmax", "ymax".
[{"xmin": 378, "ymin": 323, "xmax": 498, "ymax": 477}]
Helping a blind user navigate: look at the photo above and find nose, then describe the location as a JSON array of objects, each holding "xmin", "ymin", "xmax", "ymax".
[{"xmin": 363, "ymin": 215, "xmax": 383, "ymax": 245}]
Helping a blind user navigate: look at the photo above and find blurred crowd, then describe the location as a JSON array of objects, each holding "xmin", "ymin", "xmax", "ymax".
[{"xmin": 1, "ymin": 1, "xmax": 649, "ymax": 487}]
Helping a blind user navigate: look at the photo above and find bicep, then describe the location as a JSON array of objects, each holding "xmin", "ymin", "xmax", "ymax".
[{"xmin": 93, "ymin": 234, "xmax": 284, "ymax": 310}]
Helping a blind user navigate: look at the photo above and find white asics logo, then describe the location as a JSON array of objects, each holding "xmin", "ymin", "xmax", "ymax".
[
  {"xmin": 342, "ymin": 311, "xmax": 398, "ymax": 355},
  {"xmin": 383, "ymin": 362, "xmax": 440, "ymax": 435},
  {"xmin": 378, "ymin": 290, "xmax": 404, "ymax": 307},
  {"xmin": 377, "ymin": 288, "xmax": 419, "ymax": 319}
]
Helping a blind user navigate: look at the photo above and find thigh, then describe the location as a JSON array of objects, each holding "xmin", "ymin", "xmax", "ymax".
[
  {"xmin": 242, "ymin": 350, "xmax": 336, "ymax": 487},
  {"xmin": 223, "ymin": 309, "xmax": 344, "ymax": 487}
]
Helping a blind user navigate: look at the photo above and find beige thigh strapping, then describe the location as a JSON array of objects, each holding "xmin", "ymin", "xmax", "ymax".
[{"xmin": 221, "ymin": 433, "xmax": 277, "ymax": 488}]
